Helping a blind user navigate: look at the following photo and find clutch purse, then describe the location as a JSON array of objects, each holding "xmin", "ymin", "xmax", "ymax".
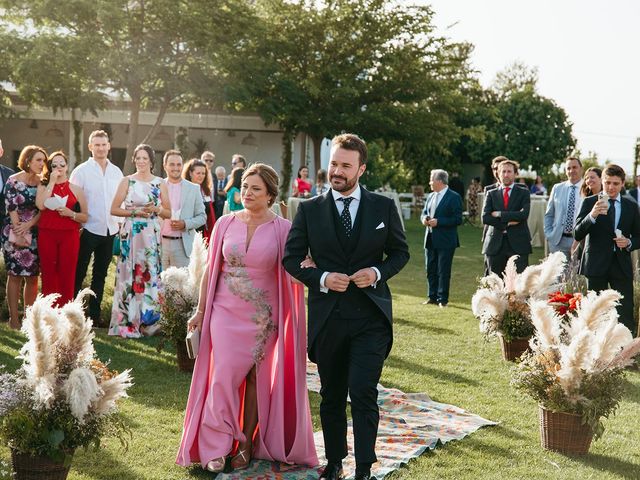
[
  {"xmin": 185, "ymin": 329, "xmax": 200, "ymax": 359},
  {"xmin": 9, "ymin": 229, "xmax": 32, "ymax": 247}
]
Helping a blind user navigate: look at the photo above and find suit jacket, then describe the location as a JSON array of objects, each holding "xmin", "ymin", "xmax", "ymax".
[
  {"xmin": 628, "ymin": 188, "xmax": 640, "ymax": 205},
  {"xmin": 482, "ymin": 185, "xmax": 532, "ymax": 255},
  {"xmin": 544, "ymin": 180, "xmax": 583, "ymax": 247},
  {"xmin": 0, "ymin": 164, "xmax": 15, "ymax": 218},
  {"xmin": 166, "ymin": 179, "xmax": 207, "ymax": 257},
  {"xmin": 283, "ymin": 188, "xmax": 409, "ymax": 359},
  {"xmin": 420, "ymin": 189, "xmax": 462, "ymax": 250},
  {"xmin": 574, "ymin": 194, "xmax": 640, "ymax": 278},
  {"xmin": 212, "ymin": 177, "xmax": 227, "ymax": 218},
  {"xmin": 483, "ymin": 182, "xmax": 528, "ymax": 193}
]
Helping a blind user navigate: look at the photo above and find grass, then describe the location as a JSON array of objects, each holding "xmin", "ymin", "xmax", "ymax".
[{"xmin": 1, "ymin": 219, "xmax": 639, "ymax": 479}]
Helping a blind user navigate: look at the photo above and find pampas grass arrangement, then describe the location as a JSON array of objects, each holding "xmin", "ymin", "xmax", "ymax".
[
  {"xmin": 512, "ymin": 289, "xmax": 640, "ymax": 439},
  {"xmin": 0, "ymin": 290, "xmax": 133, "ymax": 463},
  {"xmin": 472, "ymin": 252, "xmax": 567, "ymax": 340}
]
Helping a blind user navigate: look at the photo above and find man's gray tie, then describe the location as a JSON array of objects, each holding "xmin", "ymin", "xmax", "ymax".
[
  {"xmin": 564, "ymin": 185, "xmax": 576, "ymax": 234},
  {"xmin": 338, "ymin": 197, "xmax": 353, "ymax": 237}
]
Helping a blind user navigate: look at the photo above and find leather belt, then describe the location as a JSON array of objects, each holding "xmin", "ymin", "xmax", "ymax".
[
  {"xmin": 162, "ymin": 235, "xmax": 181, "ymax": 240},
  {"xmin": 562, "ymin": 232, "xmax": 573, "ymax": 237}
]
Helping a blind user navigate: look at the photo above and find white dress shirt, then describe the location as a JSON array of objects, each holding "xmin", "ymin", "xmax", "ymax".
[{"xmin": 70, "ymin": 157, "xmax": 123, "ymax": 236}]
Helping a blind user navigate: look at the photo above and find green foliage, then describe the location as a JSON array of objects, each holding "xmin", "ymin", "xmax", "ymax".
[
  {"xmin": 499, "ymin": 308, "xmax": 535, "ymax": 342},
  {"xmin": 156, "ymin": 289, "xmax": 195, "ymax": 353},
  {"xmin": 363, "ymin": 140, "xmax": 414, "ymax": 192}
]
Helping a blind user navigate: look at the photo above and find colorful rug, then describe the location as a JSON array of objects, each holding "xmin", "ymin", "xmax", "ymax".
[{"xmin": 215, "ymin": 363, "xmax": 496, "ymax": 479}]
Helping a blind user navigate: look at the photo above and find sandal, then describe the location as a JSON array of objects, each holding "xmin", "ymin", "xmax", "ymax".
[
  {"xmin": 230, "ymin": 448, "xmax": 251, "ymax": 470},
  {"xmin": 205, "ymin": 457, "xmax": 226, "ymax": 473}
]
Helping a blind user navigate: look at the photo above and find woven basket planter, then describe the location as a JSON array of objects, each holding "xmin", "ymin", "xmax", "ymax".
[
  {"xmin": 176, "ymin": 341, "xmax": 195, "ymax": 372},
  {"xmin": 11, "ymin": 449, "xmax": 73, "ymax": 480},
  {"xmin": 538, "ymin": 406, "xmax": 593, "ymax": 455},
  {"xmin": 497, "ymin": 334, "xmax": 530, "ymax": 362}
]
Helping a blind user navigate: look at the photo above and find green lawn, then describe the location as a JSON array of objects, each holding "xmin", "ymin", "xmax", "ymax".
[{"xmin": 1, "ymin": 219, "xmax": 639, "ymax": 479}]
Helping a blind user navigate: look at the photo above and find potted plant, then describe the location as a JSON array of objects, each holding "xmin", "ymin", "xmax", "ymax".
[
  {"xmin": 512, "ymin": 289, "xmax": 640, "ymax": 454},
  {"xmin": 472, "ymin": 252, "xmax": 566, "ymax": 361},
  {"xmin": 0, "ymin": 291, "xmax": 132, "ymax": 480},
  {"xmin": 157, "ymin": 232, "xmax": 207, "ymax": 371}
]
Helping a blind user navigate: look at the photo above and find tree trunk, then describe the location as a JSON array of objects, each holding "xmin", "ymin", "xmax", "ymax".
[
  {"xmin": 124, "ymin": 91, "xmax": 142, "ymax": 175},
  {"xmin": 311, "ymin": 134, "xmax": 323, "ymax": 173},
  {"xmin": 279, "ymin": 130, "xmax": 294, "ymax": 201}
]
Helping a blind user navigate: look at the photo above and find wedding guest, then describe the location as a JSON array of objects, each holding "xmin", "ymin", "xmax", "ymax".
[
  {"xmin": 0, "ymin": 138, "xmax": 15, "ymax": 231},
  {"xmin": 1, "ymin": 145, "xmax": 45, "ymax": 329},
  {"xmin": 182, "ymin": 158, "xmax": 215, "ymax": 244},
  {"xmin": 177, "ymin": 163, "xmax": 317, "ymax": 473},
  {"xmin": 626, "ymin": 174, "xmax": 640, "ymax": 205},
  {"xmin": 160, "ymin": 152, "xmax": 206, "ymax": 268},
  {"xmin": 227, "ymin": 154, "xmax": 246, "ymax": 182},
  {"xmin": 108, "ymin": 144, "xmax": 170, "ymax": 338},
  {"xmin": 311, "ymin": 168, "xmax": 331, "ymax": 196},
  {"xmin": 292, "ymin": 166, "xmax": 312, "ymax": 198},
  {"xmin": 201, "ymin": 150, "xmax": 215, "ymax": 172},
  {"xmin": 70, "ymin": 130, "xmax": 123, "ymax": 325},
  {"xmin": 530, "ymin": 176, "xmax": 547, "ymax": 195},
  {"xmin": 581, "ymin": 167, "xmax": 602, "ymax": 198},
  {"xmin": 35, "ymin": 151, "xmax": 88, "ymax": 306},
  {"xmin": 213, "ymin": 166, "xmax": 227, "ymax": 219},
  {"xmin": 225, "ymin": 167, "xmax": 244, "ymax": 212}
]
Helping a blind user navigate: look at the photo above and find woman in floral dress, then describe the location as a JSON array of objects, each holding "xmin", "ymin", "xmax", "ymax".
[
  {"xmin": 1, "ymin": 145, "xmax": 46, "ymax": 329},
  {"xmin": 108, "ymin": 144, "xmax": 170, "ymax": 338}
]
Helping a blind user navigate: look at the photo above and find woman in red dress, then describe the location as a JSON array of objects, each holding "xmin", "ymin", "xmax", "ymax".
[
  {"xmin": 36, "ymin": 151, "xmax": 88, "ymax": 306},
  {"xmin": 292, "ymin": 166, "xmax": 312, "ymax": 197}
]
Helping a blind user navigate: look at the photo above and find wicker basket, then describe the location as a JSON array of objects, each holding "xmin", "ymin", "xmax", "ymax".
[
  {"xmin": 497, "ymin": 334, "xmax": 530, "ymax": 361},
  {"xmin": 176, "ymin": 341, "xmax": 195, "ymax": 372},
  {"xmin": 11, "ymin": 450, "xmax": 72, "ymax": 480},
  {"xmin": 538, "ymin": 406, "xmax": 593, "ymax": 455}
]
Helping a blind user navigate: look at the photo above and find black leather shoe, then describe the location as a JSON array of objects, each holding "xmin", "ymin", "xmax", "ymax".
[{"xmin": 319, "ymin": 463, "xmax": 344, "ymax": 480}]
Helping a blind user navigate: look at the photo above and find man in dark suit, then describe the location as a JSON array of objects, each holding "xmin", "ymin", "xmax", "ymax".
[
  {"xmin": 627, "ymin": 174, "xmax": 640, "ymax": 205},
  {"xmin": 574, "ymin": 164, "xmax": 640, "ymax": 336},
  {"xmin": 482, "ymin": 159, "xmax": 532, "ymax": 274},
  {"xmin": 0, "ymin": 138, "xmax": 16, "ymax": 224},
  {"xmin": 421, "ymin": 169, "xmax": 462, "ymax": 307},
  {"xmin": 212, "ymin": 165, "xmax": 227, "ymax": 219},
  {"xmin": 283, "ymin": 134, "xmax": 409, "ymax": 480}
]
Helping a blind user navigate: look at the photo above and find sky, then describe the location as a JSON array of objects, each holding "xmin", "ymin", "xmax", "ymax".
[{"xmin": 420, "ymin": 0, "xmax": 640, "ymax": 173}]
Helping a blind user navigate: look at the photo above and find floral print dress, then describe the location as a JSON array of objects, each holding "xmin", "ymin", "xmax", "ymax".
[
  {"xmin": 1, "ymin": 178, "xmax": 39, "ymax": 276},
  {"xmin": 109, "ymin": 177, "xmax": 163, "ymax": 338}
]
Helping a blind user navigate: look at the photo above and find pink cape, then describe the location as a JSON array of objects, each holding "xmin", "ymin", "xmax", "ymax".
[{"xmin": 176, "ymin": 214, "xmax": 318, "ymax": 467}]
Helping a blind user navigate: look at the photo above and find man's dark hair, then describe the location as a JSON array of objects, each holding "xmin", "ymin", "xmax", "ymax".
[
  {"xmin": 163, "ymin": 149, "xmax": 183, "ymax": 164},
  {"xmin": 566, "ymin": 156, "xmax": 582, "ymax": 168},
  {"xmin": 603, "ymin": 164, "xmax": 626, "ymax": 182},
  {"xmin": 332, "ymin": 133, "xmax": 368, "ymax": 164}
]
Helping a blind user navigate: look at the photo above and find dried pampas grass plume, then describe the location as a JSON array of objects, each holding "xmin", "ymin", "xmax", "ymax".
[
  {"xmin": 590, "ymin": 320, "xmax": 633, "ymax": 369},
  {"xmin": 610, "ymin": 337, "xmax": 640, "ymax": 368},
  {"xmin": 93, "ymin": 370, "xmax": 133, "ymax": 415},
  {"xmin": 528, "ymin": 299, "xmax": 562, "ymax": 349},
  {"xmin": 503, "ymin": 255, "xmax": 519, "ymax": 292},
  {"xmin": 557, "ymin": 330, "xmax": 593, "ymax": 399},
  {"xmin": 188, "ymin": 232, "xmax": 207, "ymax": 294},
  {"xmin": 573, "ymin": 290, "xmax": 621, "ymax": 335},
  {"xmin": 62, "ymin": 289, "xmax": 96, "ymax": 364},
  {"xmin": 63, "ymin": 367, "xmax": 102, "ymax": 422}
]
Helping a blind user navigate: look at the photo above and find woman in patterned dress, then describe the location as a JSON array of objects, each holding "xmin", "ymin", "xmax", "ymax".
[
  {"xmin": 108, "ymin": 144, "xmax": 170, "ymax": 338},
  {"xmin": 1, "ymin": 145, "xmax": 46, "ymax": 329},
  {"xmin": 177, "ymin": 163, "xmax": 317, "ymax": 473}
]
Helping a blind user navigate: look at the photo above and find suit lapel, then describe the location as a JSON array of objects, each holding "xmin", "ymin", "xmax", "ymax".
[
  {"xmin": 434, "ymin": 190, "xmax": 449, "ymax": 216},
  {"xmin": 324, "ymin": 192, "xmax": 348, "ymax": 260},
  {"xmin": 354, "ymin": 189, "xmax": 378, "ymax": 255}
]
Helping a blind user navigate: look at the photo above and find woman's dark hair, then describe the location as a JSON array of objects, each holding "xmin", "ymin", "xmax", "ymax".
[
  {"xmin": 41, "ymin": 150, "xmax": 68, "ymax": 186},
  {"xmin": 17, "ymin": 145, "xmax": 48, "ymax": 173},
  {"xmin": 132, "ymin": 144, "xmax": 155, "ymax": 173},
  {"xmin": 316, "ymin": 169, "xmax": 327, "ymax": 184},
  {"xmin": 225, "ymin": 167, "xmax": 244, "ymax": 193},
  {"xmin": 243, "ymin": 163, "xmax": 279, "ymax": 207},
  {"xmin": 581, "ymin": 167, "xmax": 602, "ymax": 198},
  {"xmin": 182, "ymin": 158, "xmax": 212, "ymax": 197},
  {"xmin": 297, "ymin": 165, "xmax": 308, "ymax": 178}
]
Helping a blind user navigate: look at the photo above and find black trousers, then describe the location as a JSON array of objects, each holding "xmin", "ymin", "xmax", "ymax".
[
  {"xmin": 74, "ymin": 229, "xmax": 115, "ymax": 324},
  {"xmin": 314, "ymin": 309, "xmax": 390, "ymax": 466},
  {"xmin": 486, "ymin": 237, "xmax": 528, "ymax": 276},
  {"xmin": 425, "ymin": 239, "xmax": 455, "ymax": 304},
  {"xmin": 587, "ymin": 261, "xmax": 637, "ymax": 336}
]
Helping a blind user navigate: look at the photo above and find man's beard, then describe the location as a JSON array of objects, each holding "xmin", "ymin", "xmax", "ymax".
[{"xmin": 330, "ymin": 173, "xmax": 358, "ymax": 193}]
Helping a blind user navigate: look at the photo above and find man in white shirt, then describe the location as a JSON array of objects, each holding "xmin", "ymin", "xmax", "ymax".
[
  {"xmin": 544, "ymin": 157, "xmax": 583, "ymax": 258},
  {"xmin": 70, "ymin": 130, "xmax": 123, "ymax": 325},
  {"xmin": 161, "ymin": 150, "xmax": 206, "ymax": 268}
]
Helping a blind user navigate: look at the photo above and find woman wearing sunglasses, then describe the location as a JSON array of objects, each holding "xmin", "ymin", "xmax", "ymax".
[{"xmin": 36, "ymin": 151, "xmax": 88, "ymax": 306}]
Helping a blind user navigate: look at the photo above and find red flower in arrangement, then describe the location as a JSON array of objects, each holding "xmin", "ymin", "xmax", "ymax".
[
  {"xmin": 133, "ymin": 264, "xmax": 151, "ymax": 294},
  {"xmin": 548, "ymin": 291, "xmax": 582, "ymax": 316}
]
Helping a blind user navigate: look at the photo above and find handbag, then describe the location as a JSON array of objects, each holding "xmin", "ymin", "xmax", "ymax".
[
  {"xmin": 185, "ymin": 329, "xmax": 200, "ymax": 359},
  {"xmin": 8, "ymin": 229, "xmax": 32, "ymax": 248}
]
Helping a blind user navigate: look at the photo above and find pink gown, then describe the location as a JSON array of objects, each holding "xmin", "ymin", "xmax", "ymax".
[{"xmin": 177, "ymin": 214, "xmax": 317, "ymax": 468}]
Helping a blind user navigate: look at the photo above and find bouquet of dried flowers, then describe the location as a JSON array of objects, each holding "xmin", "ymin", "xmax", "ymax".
[
  {"xmin": 472, "ymin": 252, "xmax": 566, "ymax": 341},
  {"xmin": 512, "ymin": 289, "xmax": 640, "ymax": 438},
  {"xmin": 0, "ymin": 291, "xmax": 133, "ymax": 463},
  {"xmin": 157, "ymin": 232, "xmax": 207, "ymax": 351}
]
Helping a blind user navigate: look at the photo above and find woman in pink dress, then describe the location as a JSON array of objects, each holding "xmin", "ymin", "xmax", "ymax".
[{"xmin": 177, "ymin": 163, "xmax": 317, "ymax": 473}]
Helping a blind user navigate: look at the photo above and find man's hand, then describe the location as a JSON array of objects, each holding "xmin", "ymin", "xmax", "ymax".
[
  {"xmin": 614, "ymin": 235, "xmax": 631, "ymax": 249},
  {"xmin": 325, "ymin": 273, "xmax": 350, "ymax": 292},
  {"xmin": 507, "ymin": 221, "xmax": 519, "ymax": 226},
  {"xmin": 590, "ymin": 198, "xmax": 608, "ymax": 218},
  {"xmin": 170, "ymin": 220, "xmax": 186, "ymax": 231},
  {"xmin": 349, "ymin": 268, "xmax": 377, "ymax": 288},
  {"xmin": 426, "ymin": 218, "xmax": 438, "ymax": 228},
  {"xmin": 491, "ymin": 211, "xmax": 501, "ymax": 218}
]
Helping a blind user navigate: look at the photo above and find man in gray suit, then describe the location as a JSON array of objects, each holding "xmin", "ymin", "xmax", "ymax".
[
  {"xmin": 161, "ymin": 150, "xmax": 206, "ymax": 268},
  {"xmin": 544, "ymin": 157, "xmax": 583, "ymax": 258}
]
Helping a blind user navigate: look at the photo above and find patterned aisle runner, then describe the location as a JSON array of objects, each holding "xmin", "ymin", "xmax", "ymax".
[{"xmin": 214, "ymin": 363, "xmax": 497, "ymax": 480}]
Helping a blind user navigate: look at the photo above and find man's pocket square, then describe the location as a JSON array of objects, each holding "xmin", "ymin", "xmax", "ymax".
[{"xmin": 376, "ymin": 222, "xmax": 385, "ymax": 230}]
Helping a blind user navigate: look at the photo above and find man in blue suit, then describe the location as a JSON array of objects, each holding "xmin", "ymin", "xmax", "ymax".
[
  {"xmin": 544, "ymin": 157, "xmax": 583, "ymax": 258},
  {"xmin": 421, "ymin": 169, "xmax": 463, "ymax": 307}
]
